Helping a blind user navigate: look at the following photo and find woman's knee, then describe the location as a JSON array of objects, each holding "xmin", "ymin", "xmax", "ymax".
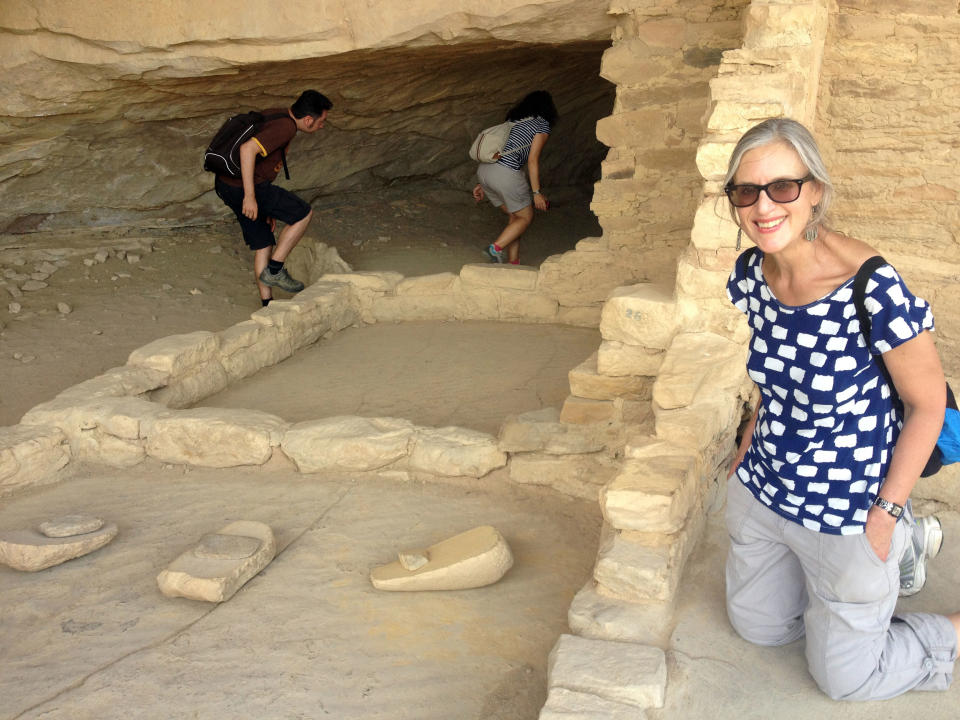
[{"xmin": 727, "ymin": 607, "xmax": 804, "ymax": 648}]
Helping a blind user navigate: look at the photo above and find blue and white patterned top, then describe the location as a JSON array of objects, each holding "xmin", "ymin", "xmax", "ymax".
[
  {"xmin": 727, "ymin": 249, "xmax": 935, "ymax": 535},
  {"xmin": 497, "ymin": 116, "xmax": 551, "ymax": 171}
]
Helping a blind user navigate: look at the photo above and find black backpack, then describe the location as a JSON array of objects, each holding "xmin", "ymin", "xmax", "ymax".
[{"xmin": 202, "ymin": 111, "xmax": 292, "ymax": 179}]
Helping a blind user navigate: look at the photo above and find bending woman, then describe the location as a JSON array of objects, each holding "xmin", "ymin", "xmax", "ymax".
[
  {"xmin": 472, "ymin": 90, "xmax": 557, "ymax": 264},
  {"xmin": 724, "ymin": 117, "xmax": 958, "ymax": 700}
]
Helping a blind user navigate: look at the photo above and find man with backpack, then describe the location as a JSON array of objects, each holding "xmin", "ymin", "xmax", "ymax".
[{"xmin": 212, "ymin": 90, "xmax": 333, "ymax": 304}]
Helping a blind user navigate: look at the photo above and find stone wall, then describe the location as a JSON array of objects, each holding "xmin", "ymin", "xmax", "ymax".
[
  {"xmin": 0, "ymin": 2, "xmax": 615, "ymax": 233},
  {"xmin": 816, "ymin": 1, "xmax": 960, "ymax": 377}
]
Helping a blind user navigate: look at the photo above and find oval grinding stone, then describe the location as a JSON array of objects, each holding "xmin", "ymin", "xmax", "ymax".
[
  {"xmin": 193, "ymin": 533, "xmax": 262, "ymax": 560},
  {"xmin": 38, "ymin": 515, "xmax": 105, "ymax": 538}
]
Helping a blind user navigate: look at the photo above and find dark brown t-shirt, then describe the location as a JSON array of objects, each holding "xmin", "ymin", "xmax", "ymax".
[{"xmin": 218, "ymin": 108, "xmax": 297, "ymax": 187}]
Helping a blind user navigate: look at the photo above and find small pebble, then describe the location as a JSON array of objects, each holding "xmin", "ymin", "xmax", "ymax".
[
  {"xmin": 92, "ymin": 329, "xmax": 102, "ymax": 335},
  {"xmin": 83, "ymin": 258, "xmax": 95, "ymax": 267},
  {"xmin": 31, "ymin": 272, "xmax": 50, "ymax": 281},
  {"xmin": 189, "ymin": 288, "xmax": 203, "ymax": 295},
  {"xmin": 208, "ymin": 246, "xmax": 222, "ymax": 254},
  {"xmin": 12, "ymin": 258, "xmax": 25, "ymax": 267},
  {"xmin": 126, "ymin": 254, "xmax": 141, "ymax": 264},
  {"xmin": 57, "ymin": 302, "xmax": 72, "ymax": 314},
  {"xmin": 22, "ymin": 280, "xmax": 47, "ymax": 291},
  {"xmin": 94, "ymin": 249, "xmax": 109, "ymax": 263},
  {"xmin": 161, "ymin": 283, "xmax": 173, "ymax": 291},
  {"xmin": 8, "ymin": 302, "xmax": 21, "ymax": 314},
  {"xmin": 36, "ymin": 262, "xmax": 57, "ymax": 274}
]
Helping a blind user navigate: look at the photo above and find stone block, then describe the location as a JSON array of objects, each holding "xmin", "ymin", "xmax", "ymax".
[
  {"xmin": 320, "ymin": 270, "xmax": 404, "ymax": 293},
  {"xmin": 597, "ymin": 109, "xmax": 669, "ymax": 148},
  {"xmin": 652, "ymin": 332, "xmax": 747, "ymax": 410},
  {"xmin": 454, "ymin": 288, "xmax": 501, "ymax": 321},
  {"xmin": 675, "ymin": 258, "xmax": 734, "ymax": 300},
  {"xmin": 568, "ymin": 580, "xmax": 674, "ymax": 648},
  {"xmin": 601, "ymin": 455, "xmax": 698, "ymax": 533},
  {"xmin": 151, "ymin": 359, "xmax": 229, "ymax": 408},
  {"xmin": 597, "ymin": 341, "xmax": 664, "ymax": 377},
  {"xmin": 0, "ymin": 522, "xmax": 118, "ymax": 572},
  {"xmin": 509, "ymin": 451, "xmax": 618, "ymax": 501},
  {"xmin": 560, "ymin": 396, "xmax": 616, "ymax": 425},
  {"xmin": 539, "ymin": 249, "xmax": 646, "ymax": 307},
  {"xmin": 707, "ymin": 100, "xmax": 783, "ymax": 133},
  {"xmin": 157, "ymin": 521, "xmax": 276, "ymax": 603},
  {"xmin": 599, "ymin": 283, "xmax": 677, "ymax": 349},
  {"xmin": 744, "ymin": 2, "xmax": 827, "ymax": 49},
  {"xmin": 459, "ymin": 263, "xmax": 539, "ymax": 291},
  {"xmin": 56, "ymin": 365, "xmax": 169, "ymax": 400},
  {"xmin": 220, "ymin": 325, "xmax": 295, "ymax": 381},
  {"xmin": 282, "ymin": 416, "xmax": 415, "ymax": 473},
  {"xmin": 540, "ymin": 687, "xmax": 643, "ymax": 720},
  {"xmin": 556, "ymin": 304, "xmax": 602, "ymax": 328},
  {"xmin": 0, "ymin": 424, "xmax": 70, "ymax": 497},
  {"xmin": 218, "ymin": 320, "xmax": 265, "ymax": 355},
  {"xmin": 547, "ymin": 634, "xmax": 666, "ymax": 710},
  {"xmin": 371, "ymin": 294, "xmax": 457, "ymax": 322},
  {"xmin": 127, "ymin": 330, "xmax": 220, "ymax": 375},
  {"xmin": 498, "ymin": 408, "xmax": 618, "ymax": 455},
  {"xmin": 408, "ymin": 426, "xmax": 506, "ymax": 478},
  {"xmin": 654, "ymin": 397, "xmax": 737, "ymax": 452},
  {"xmin": 499, "ymin": 289, "xmax": 559, "ymax": 322},
  {"xmin": 689, "ymin": 196, "xmax": 740, "ymax": 251},
  {"xmin": 595, "ymin": 496, "xmax": 707, "ymax": 603},
  {"xmin": 395, "ymin": 272, "xmax": 459, "ymax": 295},
  {"xmin": 369, "ymin": 525, "xmax": 513, "ymax": 591},
  {"xmin": 21, "ymin": 396, "xmax": 160, "ymax": 467},
  {"xmin": 144, "ymin": 408, "xmax": 288, "ymax": 467},
  {"xmin": 569, "ymin": 352, "xmax": 652, "ymax": 401}
]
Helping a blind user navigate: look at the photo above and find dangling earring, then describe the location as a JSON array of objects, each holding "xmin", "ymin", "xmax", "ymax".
[
  {"xmin": 805, "ymin": 205, "xmax": 819, "ymax": 242},
  {"xmin": 735, "ymin": 227, "xmax": 742, "ymax": 251}
]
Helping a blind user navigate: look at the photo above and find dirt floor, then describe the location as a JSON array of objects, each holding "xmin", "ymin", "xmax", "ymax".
[{"xmin": 0, "ymin": 179, "xmax": 600, "ymax": 428}]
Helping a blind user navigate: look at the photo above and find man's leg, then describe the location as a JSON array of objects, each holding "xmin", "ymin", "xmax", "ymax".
[
  {"xmin": 271, "ymin": 209, "xmax": 313, "ymax": 263},
  {"xmin": 254, "ymin": 245, "xmax": 274, "ymax": 302}
]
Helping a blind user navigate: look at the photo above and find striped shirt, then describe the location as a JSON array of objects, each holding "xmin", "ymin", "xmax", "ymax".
[{"xmin": 496, "ymin": 116, "xmax": 551, "ymax": 171}]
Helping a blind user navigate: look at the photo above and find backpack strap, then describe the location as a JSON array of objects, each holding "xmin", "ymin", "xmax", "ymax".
[
  {"xmin": 736, "ymin": 246, "xmax": 759, "ymax": 281},
  {"xmin": 852, "ymin": 255, "xmax": 894, "ymax": 388}
]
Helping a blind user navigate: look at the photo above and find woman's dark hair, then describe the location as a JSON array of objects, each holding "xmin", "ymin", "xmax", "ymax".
[
  {"xmin": 505, "ymin": 90, "xmax": 558, "ymax": 125},
  {"xmin": 292, "ymin": 90, "xmax": 333, "ymax": 119}
]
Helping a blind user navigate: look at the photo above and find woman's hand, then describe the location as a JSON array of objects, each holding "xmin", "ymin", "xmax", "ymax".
[
  {"xmin": 533, "ymin": 193, "xmax": 548, "ymax": 211},
  {"xmin": 472, "ymin": 184, "xmax": 485, "ymax": 203},
  {"xmin": 865, "ymin": 505, "xmax": 897, "ymax": 561}
]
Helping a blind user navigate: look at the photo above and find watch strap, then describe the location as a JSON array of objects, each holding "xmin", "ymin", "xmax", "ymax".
[{"xmin": 873, "ymin": 495, "xmax": 904, "ymax": 519}]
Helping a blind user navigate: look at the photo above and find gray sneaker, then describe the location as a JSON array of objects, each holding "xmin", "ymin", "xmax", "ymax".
[
  {"xmin": 899, "ymin": 515, "xmax": 943, "ymax": 597},
  {"xmin": 258, "ymin": 266, "xmax": 304, "ymax": 293}
]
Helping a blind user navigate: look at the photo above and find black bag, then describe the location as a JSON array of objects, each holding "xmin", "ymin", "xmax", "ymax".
[
  {"xmin": 202, "ymin": 111, "xmax": 291, "ymax": 179},
  {"xmin": 852, "ymin": 255, "xmax": 956, "ymax": 477}
]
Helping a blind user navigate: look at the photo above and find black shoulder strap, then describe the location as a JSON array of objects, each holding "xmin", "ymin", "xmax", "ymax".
[
  {"xmin": 853, "ymin": 255, "xmax": 896, "ymax": 390},
  {"xmin": 736, "ymin": 246, "xmax": 759, "ymax": 280}
]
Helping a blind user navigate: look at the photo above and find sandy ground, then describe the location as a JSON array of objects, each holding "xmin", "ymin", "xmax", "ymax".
[{"xmin": 1, "ymin": 465, "xmax": 601, "ymax": 719}]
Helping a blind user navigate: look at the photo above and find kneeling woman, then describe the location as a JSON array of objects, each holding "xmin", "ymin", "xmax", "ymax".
[
  {"xmin": 724, "ymin": 117, "xmax": 958, "ymax": 701},
  {"xmin": 472, "ymin": 90, "xmax": 557, "ymax": 264}
]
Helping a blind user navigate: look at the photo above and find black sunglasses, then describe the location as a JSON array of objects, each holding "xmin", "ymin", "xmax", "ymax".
[{"xmin": 724, "ymin": 176, "xmax": 814, "ymax": 208}]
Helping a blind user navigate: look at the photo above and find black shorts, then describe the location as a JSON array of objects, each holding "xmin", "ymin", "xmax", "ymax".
[{"xmin": 215, "ymin": 179, "xmax": 311, "ymax": 250}]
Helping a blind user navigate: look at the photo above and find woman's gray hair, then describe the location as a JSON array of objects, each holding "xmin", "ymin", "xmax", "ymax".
[{"xmin": 723, "ymin": 118, "xmax": 834, "ymax": 234}]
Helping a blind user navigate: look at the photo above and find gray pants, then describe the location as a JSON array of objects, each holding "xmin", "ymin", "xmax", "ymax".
[{"xmin": 725, "ymin": 478, "xmax": 957, "ymax": 700}]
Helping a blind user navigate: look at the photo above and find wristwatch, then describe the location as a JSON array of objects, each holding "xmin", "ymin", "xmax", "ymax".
[{"xmin": 873, "ymin": 495, "xmax": 904, "ymax": 519}]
